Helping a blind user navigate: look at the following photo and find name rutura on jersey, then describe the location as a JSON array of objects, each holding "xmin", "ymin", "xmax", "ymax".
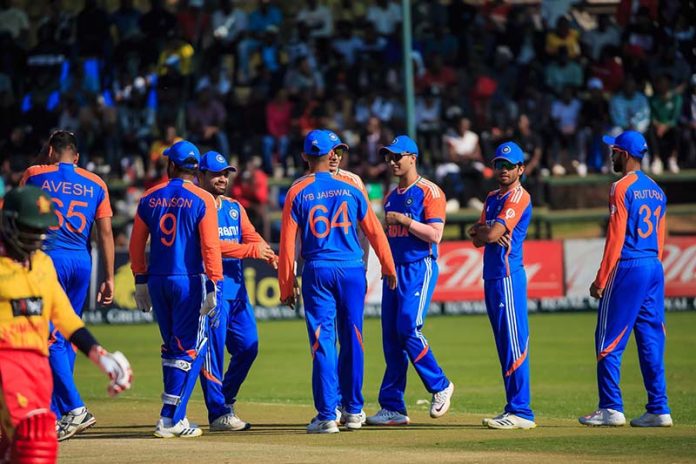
[
  {"xmin": 219, "ymin": 226, "xmax": 239, "ymax": 237},
  {"xmin": 633, "ymin": 189, "xmax": 664, "ymax": 201},
  {"xmin": 41, "ymin": 180, "xmax": 95, "ymax": 198},
  {"xmin": 302, "ymin": 189, "xmax": 351, "ymax": 201},
  {"xmin": 148, "ymin": 197, "xmax": 193, "ymax": 208}
]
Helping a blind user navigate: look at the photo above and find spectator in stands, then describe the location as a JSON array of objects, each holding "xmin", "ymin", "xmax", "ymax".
[
  {"xmin": 263, "ymin": 88, "xmax": 292, "ymax": 176},
  {"xmin": 296, "ymin": 0, "xmax": 333, "ymax": 40},
  {"xmin": 140, "ymin": 0, "xmax": 177, "ymax": 62},
  {"xmin": 357, "ymin": 115, "xmax": 392, "ymax": 186},
  {"xmin": 680, "ymin": 75, "xmax": 696, "ymax": 168},
  {"xmin": 366, "ymin": 0, "xmax": 402, "ymax": 37},
  {"xmin": 415, "ymin": 87, "xmax": 443, "ymax": 165},
  {"xmin": 176, "ymin": 0, "xmax": 210, "ymax": 49},
  {"xmin": 329, "ymin": 0, "xmax": 366, "ymax": 24},
  {"xmin": 148, "ymin": 120, "xmax": 181, "ymax": 176},
  {"xmin": 187, "ymin": 78, "xmax": 229, "ymax": 155},
  {"xmin": 38, "ymin": 0, "xmax": 75, "ymax": 46},
  {"xmin": 648, "ymin": 74, "xmax": 682, "ymax": 174},
  {"xmin": 578, "ymin": 78, "xmax": 610, "ymax": 174},
  {"xmin": 545, "ymin": 46, "xmax": 583, "ymax": 96},
  {"xmin": 231, "ymin": 156, "xmax": 269, "ymax": 233},
  {"xmin": 549, "ymin": 85, "xmax": 582, "ymax": 176},
  {"xmin": 111, "ymin": 0, "xmax": 142, "ymax": 42},
  {"xmin": 581, "ymin": 14, "xmax": 621, "ymax": 62},
  {"xmin": 75, "ymin": 0, "xmax": 112, "ymax": 59},
  {"xmin": 514, "ymin": 113, "xmax": 544, "ymax": 200},
  {"xmin": 416, "ymin": 54, "xmax": 457, "ymax": 95},
  {"xmin": 590, "ymin": 45, "xmax": 625, "ymax": 93},
  {"xmin": 238, "ymin": 0, "xmax": 283, "ymax": 83},
  {"xmin": 332, "ymin": 20, "xmax": 363, "ymax": 67},
  {"xmin": 438, "ymin": 116, "xmax": 484, "ymax": 211},
  {"xmin": 26, "ymin": 24, "xmax": 67, "ymax": 95},
  {"xmin": 545, "ymin": 16, "xmax": 581, "ymax": 59},
  {"xmin": 0, "ymin": 0, "xmax": 29, "ymax": 47},
  {"xmin": 210, "ymin": 0, "xmax": 248, "ymax": 53},
  {"xmin": 284, "ymin": 55, "xmax": 323, "ymax": 98},
  {"xmin": 609, "ymin": 75, "xmax": 650, "ymax": 135},
  {"xmin": 650, "ymin": 46, "xmax": 692, "ymax": 94}
]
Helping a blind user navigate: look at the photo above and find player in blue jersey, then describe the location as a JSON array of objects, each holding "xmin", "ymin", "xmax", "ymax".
[
  {"xmin": 579, "ymin": 131, "xmax": 672, "ymax": 427},
  {"xmin": 468, "ymin": 141, "xmax": 536, "ymax": 429},
  {"xmin": 279, "ymin": 130, "xmax": 397, "ymax": 434},
  {"xmin": 366, "ymin": 135, "xmax": 454, "ymax": 426},
  {"xmin": 20, "ymin": 130, "xmax": 115, "ymax": 441},
  {"xmin": 129, "ymin": 140, "xmax": 223, "ymax": 438},
  {"xmin": 197, "ymin": 151, "xmax": 277, "ymax": 431}
]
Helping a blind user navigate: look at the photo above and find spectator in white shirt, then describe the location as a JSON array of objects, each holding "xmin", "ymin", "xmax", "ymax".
[
  {"xmin": 581, "ymin": 15, "xmax": 621, "ymax": 61},
  {"xmin": 296, "ymin": 0, "xmax": 333, "ymax": 39},
  {"xmin": 366, "ymin": 0, "xmax": 402, "ymax": 36},
  {"xmin": 550, "ymin": 86, "xmax": 582, "ymax": 175}
]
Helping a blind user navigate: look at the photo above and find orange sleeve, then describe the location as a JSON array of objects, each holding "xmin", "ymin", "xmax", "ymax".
[
  {"xmin": 128, "ymin": 213, "xmax": 150, "ymax": 275},
  {"xmin": 199, "ymin": 193, "xmax": 223, "ymax": 282},
  {"xmin": 240, "ymin": 204, "xmax": 264, "ymax": 244},
  {"xmin": 657, "ymin": 208, "xmax": 666, "ymax": 261},
  {"xmin": 594, "ymin": 180, "xmax": 632, "ymax": 288},
  {"xmin": 422, "ymin": 186, "xmax": 446, "ymax": 224},
  {"xmin": 18, "ymin": 166, "xmax": 43, "ymax": 186},
  {"xmin": 359, "ymin": 191, "xmax": 396, "ymax": 276},
  {"xmin": 18, "ymin": 170, "xmax": 31, "ymax": 186},
  {"xmin": 220, "ymin": 241, "xmax": 256, "ymax": 259},
  {"xmin": 278, "ymin": 197, "xmax": 299, "ymax": 301},
  {"xmin": 496, "ymin": 189, "xmax": 531, "ymax": 232},
  {"xmin": 96, "ymin": 190, "xmax": 113, "ymax": 219}
]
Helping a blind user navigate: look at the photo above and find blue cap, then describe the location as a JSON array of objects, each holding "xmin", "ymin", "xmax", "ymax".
[
  {"xmin": 199, "ymin": 151, "xmax": 237, "ymax": 173},
  {"xmin": 164, "ymin": 140, "xmax": 200, "ymax": 169},
  {"xmin": 324, "ymin": 130, "xmax": 349, "ymax": 151},
  {"xmin": 493, "ymin": 141, "xmax": 525, "ymax": 165},
  {"xmin": 303, "ymin": 129, "xmax": 334, "ymax": 156},
  {"xmin": 602, "ymin": 130, "xmax": 648, "ymax": 159},
  {"xmin": 379, "ymin": 135, "xmax": 419, "ymax": 157}
]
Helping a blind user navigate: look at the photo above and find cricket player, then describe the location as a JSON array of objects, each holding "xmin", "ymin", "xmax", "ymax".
[
  {"xmin": 129, "ymin": 140, "xmax": 223, "ymax": 438},
  {"xmin": 197, "ymin": 151, "xmax": 277, "ymax": 432},
  {"xmin": 366, "ymin": 135, "xmax": 454, "ymax": 426},
  {"xmin": 279, "ymin": 130, "xmax": 397, "ymax": 434},
  {"xmin": 468, "ymin": 141, "xmax": 536, "ymax": 430},
  {"xmin": 579, "ymin": 130, "xmax": 672, "ymax": 427},
  {"xmin": 20, "ymin": 130, "xmax": 115, "ymax": 441},
  {"xmin": 0, "ymin": 186, "xmax": 131, "ymax": 464}
]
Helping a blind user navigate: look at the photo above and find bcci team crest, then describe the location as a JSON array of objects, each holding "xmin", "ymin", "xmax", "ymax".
[
  {"xmin": 328, "ymin": 132, "xmax": 338, "ymax": 141},
  {"xmin": 502, "ymin": 145, "xmax": 511, "ymax": 154},
  {"xmin": 406, "ymin": 198, "xmax": 413, "ymax": 206},
  {"xmin": 216, "ymin": 154, "xmax": 225, "ymax": 163},
  {"xmin": 230, "ymin": 209, "xmax": 238, "ymax": 219}
]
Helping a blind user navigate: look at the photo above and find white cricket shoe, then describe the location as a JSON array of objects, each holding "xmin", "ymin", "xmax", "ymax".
[
  {"xmin": 307, "ymin": 418, "xmax": 339, "ymax": 434},
  {"xmin": 366, "ymin": 409, "xmax": 410, "ymax": 426},
  {"xmin": 578, "ymin": 408, "xmax": 626, "ymax": 427},
  {"xmin": 57, "ymin": 409, "xmax": 96, "ymax": 442},
  {"xmin": 668, "ymin": 158, "xmax": 680, "ymax": 174},
  {"xmin": 154, "ymin": 417, "xmax": 203, "ymax": 438},
  {"xmin": 486, "ymin": 412, "xmax": 537, "ymax": 430},
  {"xmin": 482, "ymin": 412, "xmax": 506, "ymax": 426},
  {"xmin": 210, "ymin": 413, "xmax": 250, "ymax": 431},
  {"xmin": 340, "ymin": 410, "xmax": 366, "ymax": 430},
  {"xmin": 630, "ymin": 412, "xmax": 673, "ymax": 427},
  {"xmin": 430, "ymin": 382, "xmax": 454, "ymax": 418},
  {"xmin": 651, "ymin": 158, "xmax": 664, "ymax": 175}
]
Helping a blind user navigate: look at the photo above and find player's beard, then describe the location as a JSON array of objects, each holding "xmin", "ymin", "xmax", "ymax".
[{"xmin": 611, "ymin": 156, "xmax": 623, "ymax": 173}]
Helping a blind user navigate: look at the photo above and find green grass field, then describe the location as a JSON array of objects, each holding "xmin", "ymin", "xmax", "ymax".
[{"xmin": 60, "ymin": 312, "xmax": 696, "ymax": 463}]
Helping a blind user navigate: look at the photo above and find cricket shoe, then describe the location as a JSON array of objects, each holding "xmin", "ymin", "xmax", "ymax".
[
  {"xmin": 630, "ymin": 413, "xmax": 673, "ymax": 427},
  {"xmin": 339, "ymin": 409, "xmax": 366, "ymax": 430},
  {"xmin": 578, "ymin": 408, "xmax": 626, "ymax": 427},
  {"xmin": 430, "ymin": 382, "xmax": 454, "ymax": 418},
  {"xmin": 210, "ymin": 410, "xmax": 250, "ymax": 431},
  {"xmin": 154, "ymin": 417, "xmax": 203, "ymax": 438},
  {"xmin": 57, "ymin": 409, "xmax": 96, "ymax": 442},
  {"xmin": 482, "ymin": 412, "xmax": 506, "ymax": 426},
  {"xmin": 486, "ymin": 413, "xmax": 537, "ymax": 430},
  {"xmin": 366, "ymin": 409, "xmax": 410, "ymax": 426},
  {"xmin": 307, "ymin": 417, "xmax": 339, "ymax": 434}
]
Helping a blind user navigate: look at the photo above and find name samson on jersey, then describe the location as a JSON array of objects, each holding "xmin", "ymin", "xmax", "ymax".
[{"xmin": 148, "ymin": 197, "xmax": 194, "ymax": 208}]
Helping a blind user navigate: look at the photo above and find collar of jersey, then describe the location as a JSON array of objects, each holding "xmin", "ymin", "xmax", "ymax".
[{"xmin": 397, "ymin": 176, "xmax": 422, "ymax": 194}]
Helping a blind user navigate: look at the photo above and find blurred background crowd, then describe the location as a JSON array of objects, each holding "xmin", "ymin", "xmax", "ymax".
[{"xmin": 0, "ymin": 0, "xmax": 694, "ymax": 242}]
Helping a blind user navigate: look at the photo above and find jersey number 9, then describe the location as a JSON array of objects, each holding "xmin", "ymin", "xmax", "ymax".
[
  {"xmin": 159, "ymin": 213, "xmax": 177, "ymax": 246},
  {"xmin": 309, "ymin": 201, "xmax": 352, "ymax": 238}
]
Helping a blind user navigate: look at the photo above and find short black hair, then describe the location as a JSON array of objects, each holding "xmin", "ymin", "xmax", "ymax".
[{"xmin": 48, "ymin": 130, "xmax": 77, "ymax": 154}]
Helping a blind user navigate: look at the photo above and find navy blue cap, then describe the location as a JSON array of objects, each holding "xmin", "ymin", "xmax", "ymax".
[
  {"xmin": 379, "ymin": 135, "xmax": 419, "ymax": 157},
  {"xmin": 492, "ymin": 141, "xmax": 525, "ymax": 165},
  {"xmin": 602, "ymin": 130, "xmax": 649, "ymax": 159},
  {"xmin": 303, "ymin": 129, "xmax": 335, "ymax": 156},
  {"xmin": 164, "ymin": 140, "xmax": 200, "ymax": 169},
  {"xmin": 199, "ymin": 151, "xmax": 237, "ymax": 173},
  {"xmin": 324, "ymin": 130, "xmax": 349, "ymax": 151}
]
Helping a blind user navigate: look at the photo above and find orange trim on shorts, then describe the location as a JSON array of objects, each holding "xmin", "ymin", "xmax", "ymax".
[
  {"xmin": 201, "ymin": 368, "xmax": 222, "ymax": 385},
  {"xmin": 311, "ymin": 325, "xmax": 321, "ymax": 359},
  {"xmin": 597, "ymin": 326, "xmax": 629, "ymax": 361},
  {"xmin": 353, "ymin": 325, "xmax": 364, "ymax": 352},
  {"xmin": 414, "ymin": 345, "xmax": 430, "ymax": 363}
]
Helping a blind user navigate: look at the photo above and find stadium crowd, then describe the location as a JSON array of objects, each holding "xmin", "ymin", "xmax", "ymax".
[{"xmin": 0, "ymin": 0, "xmax": 694, "ymax": 231}]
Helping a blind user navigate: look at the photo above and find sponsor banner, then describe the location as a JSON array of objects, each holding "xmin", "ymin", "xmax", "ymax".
[{"xmin": 564, "ymin": 237, "xmax": 696, "ymax": 298}]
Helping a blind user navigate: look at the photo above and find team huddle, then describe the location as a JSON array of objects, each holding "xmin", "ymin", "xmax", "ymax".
[{"xmin": 0, "ymin": 126, "xmax": 672, "ymax": 458}]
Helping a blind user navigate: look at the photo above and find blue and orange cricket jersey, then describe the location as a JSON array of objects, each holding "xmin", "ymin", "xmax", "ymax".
[
  {"xmin": 479, "ymin": 185, "xmax": 532, "ymax": 280},
  {"xmin": 594, "ymin": 171, "xmax": 667, "ymax": 289},
  {"xmin": 278, "ymin": 172, "xmax": 395, "ymax": 301},
  {"xmin": 129, "ymin": 178, "xmax": 223, "ymax": 282},
  {"xmin": 216, "ymin": 196, "xmax": 267, "ymax": 300},
  {"xmin": 384, "ymin": 177, "xmax": 446, "ymax": 263},
  {"xmin": 20, "ymin": 163, "xmax": 112, "ymax": 251}
]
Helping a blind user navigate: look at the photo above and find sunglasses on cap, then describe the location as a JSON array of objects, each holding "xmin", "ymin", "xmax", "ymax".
[
  {"xmin": 493, "ymin": 159, "xmax": 520, "ymax": 171},
  {"xmin": 384, "ymin": 152, "xmax": 414, "ymax": 163},
  {"xmin": 333, "ymin": 146, "xmax": 348, "ymax": 157}
]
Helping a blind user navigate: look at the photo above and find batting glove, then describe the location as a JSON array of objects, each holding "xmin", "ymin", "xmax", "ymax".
[
  {"xmin": 201, "ymin": 279, "xmax": 218, "ymax": 316},
  {"xmin": 89, "ymin": 346, "xmax": 133, "ymax": 397}
]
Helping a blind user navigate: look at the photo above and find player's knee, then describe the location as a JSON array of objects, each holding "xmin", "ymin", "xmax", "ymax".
[
  {"xmin": 238, "ymin": 340, "xmax": 259, "ymax": 361},
  {"xmin": 11, "ymin": 409, "xmax": 57, "ymax": 464}
]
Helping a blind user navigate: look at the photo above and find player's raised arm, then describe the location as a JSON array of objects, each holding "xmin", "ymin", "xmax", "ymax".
[{"xmin": 593, "ymin": 178, "xmax": 631, "ymax": 291}]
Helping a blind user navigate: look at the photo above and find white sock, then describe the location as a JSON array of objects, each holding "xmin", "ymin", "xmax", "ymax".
[
  {"xmin": 159, "ymin": 416, "xmax": 173, "ymax": 427},
  {"xmin": 69, "ymin": 407, "xmax": 86, "ymax": 416}
]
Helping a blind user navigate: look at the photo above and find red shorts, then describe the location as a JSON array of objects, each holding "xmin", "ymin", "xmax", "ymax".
[{"xmin": 0, "ymin": 350, "xmax": 55, "ymax": 436}]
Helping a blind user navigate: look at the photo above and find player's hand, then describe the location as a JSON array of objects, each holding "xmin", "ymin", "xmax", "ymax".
[
  {"xmin": 134, "ymin": 283, "xmax": 152, "ymax": 313},
  {"xmin": 496, "ymin": 233, "xmax": 511, "ymax": 248},
  {"xmin": 590, "ymin": 283, "xmax": 604, "ymax": 299},
  {"xmin": 97, "ymin": 278, "xmax": 114, "ymax": 306},
  {"xmin": 281, "ymin": 295, "xmax": 296, "ymax": 310},
  {"xmin": 386, "ymin": 212, "xmax": 411, "ymax": 227},
  {"xmin": 383, "ymin": 273, "xmax": 398, "ymax": 290},
  {"xmin": 467, "ymin": 224, "xmax": 480, "ymax": 237},
  {"xmin": 267, "ymin": 254, "xmax": 279, "ymax": 270},
  {"xmin": 255, "ymin": 242, "xmax": 276, "ymax": 262},
  {"xmin": 201, "ymin": 280, "xmax": 218, "ymax": 316},
  {"xmin": 89, "ymin": 346, "xmax": 133, "ymax": 397}
]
